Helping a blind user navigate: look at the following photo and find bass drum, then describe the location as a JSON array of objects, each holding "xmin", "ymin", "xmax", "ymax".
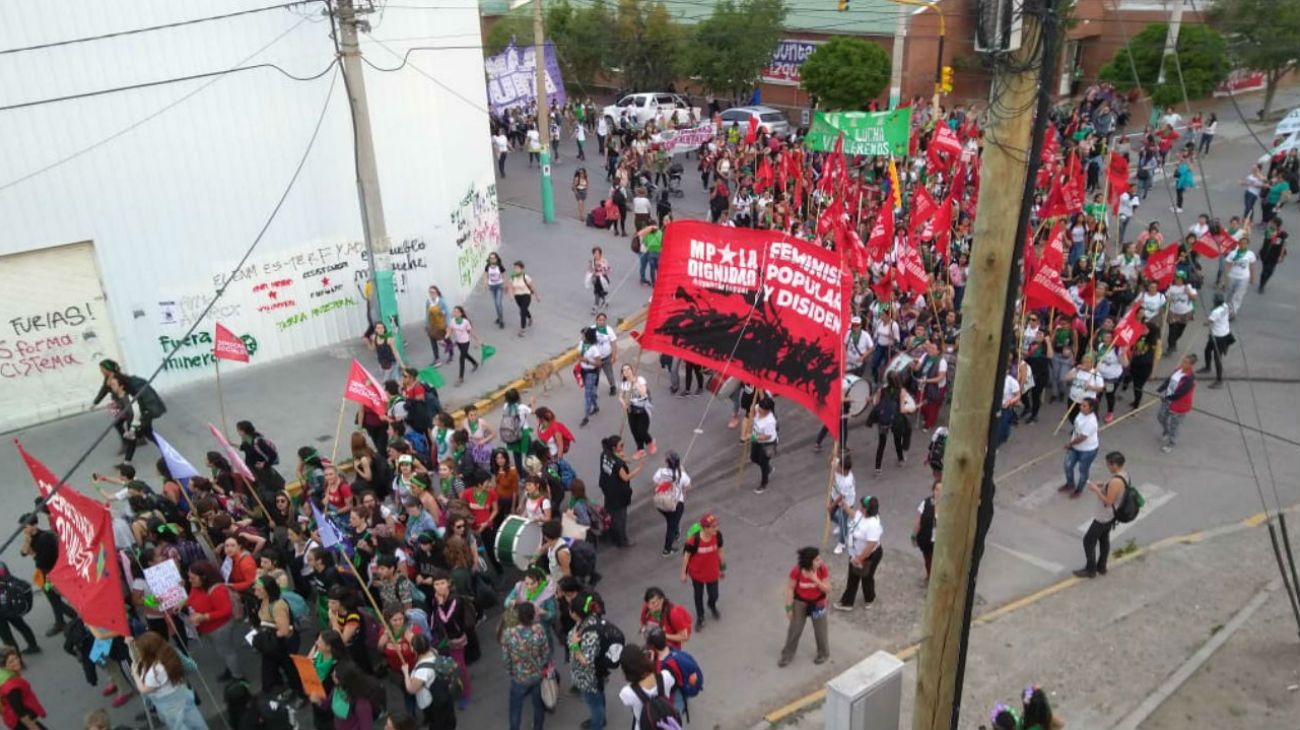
[
  {"xmin": 495, "ymin": 515, "xmax": 544, "ymax": 571},
  {"xmin": 843, "ymin": 374, "xmax": 872, "ymax": 416}
]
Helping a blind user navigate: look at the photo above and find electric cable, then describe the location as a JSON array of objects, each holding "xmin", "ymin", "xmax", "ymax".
[{"xmin": 0, "ymin": 66, "xmax": 342, "ymax": 560}]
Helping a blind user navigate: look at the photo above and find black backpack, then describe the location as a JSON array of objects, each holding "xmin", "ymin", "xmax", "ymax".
[
  {"xmin": 1113, "ymin": 476, "xmax": 1145, "ymax": 524},
  {"xmin": 581, "ymin": 616, "xmax": 625, "ymax": 675},
  {"xmin": 0, "ymin": 574, "xmax": 33, "ymax": 619},
  {"xmin": 631, "ymin": 671, "xmax": 682, "ymax": 730},
  {"xmin": 566, "ymin": 540, "xmax": 598, "ymax": 578}
]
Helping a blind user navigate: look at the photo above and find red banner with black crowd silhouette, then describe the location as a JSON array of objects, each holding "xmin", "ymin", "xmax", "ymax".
[{"xmin": 635, "ymin": 221, "xmax": 852, "ymax": 436}]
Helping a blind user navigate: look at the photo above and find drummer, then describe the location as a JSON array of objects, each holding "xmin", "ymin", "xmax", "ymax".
[{"xmin": 845, "ymin": 315, "xmax": 874, "ymax": 378}]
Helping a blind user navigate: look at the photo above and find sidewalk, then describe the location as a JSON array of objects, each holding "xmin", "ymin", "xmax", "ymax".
[{"xmin": 771, "ymin": 517, "xmax": 1300, "ymax": 730}]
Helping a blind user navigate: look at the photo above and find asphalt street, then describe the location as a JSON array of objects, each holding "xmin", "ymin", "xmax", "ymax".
[{"xmin": 0, "ymin": 89, "xmax": 1296, "ymax": 729}]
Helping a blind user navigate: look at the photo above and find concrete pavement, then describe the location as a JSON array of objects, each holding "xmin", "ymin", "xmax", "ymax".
[{"xmin": 0, "ymin": 88, "xmax": 1296, "ymax": 729}]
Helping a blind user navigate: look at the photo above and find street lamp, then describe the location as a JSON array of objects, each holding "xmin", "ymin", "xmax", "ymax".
[{"xmin": 888, "ymin": 0, "xmax": 946, "ymax": 120}]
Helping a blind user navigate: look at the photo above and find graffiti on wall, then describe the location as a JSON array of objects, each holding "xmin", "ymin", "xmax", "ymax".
[
  {"xmin": 216, "ymin": 240, "xmax": 369, "ymax": 324},
  {"xmin": 158, "ymin": 330, "xmax": 259, "ymax": 371},
  {"xmin": 451, "ymin": 182, "xmax": 502, "ymax": 290},
  {"xmin": 389, "ymin": 238, "xmax": 430, "ymax": 294},
  {"xmin": 1, "ymin": 302, "xmax": 107, "ymax": 379}
]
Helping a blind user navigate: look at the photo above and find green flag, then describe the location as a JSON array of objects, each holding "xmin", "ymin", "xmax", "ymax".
[
  {"xmin": 480, "ymin": 343, "xmax": 497, "ymax": 363},
  {"xmin": 805, "ymin": 109, "xmax": 912, "ymax": 157},
  {"xmin": 417, "ymin": 366, "xmax": 445, "ymax": 389}
]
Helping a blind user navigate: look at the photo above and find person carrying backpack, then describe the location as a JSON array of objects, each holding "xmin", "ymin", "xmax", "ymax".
[
  {"xmin": 402, "ymin": 633, "xmax": 458, "ymax": 730},
  {"xmin": 646, "ymin": 627, "xmax": 703, "ymax": 719},
  {"xmin": 0, "ymin": 562, "xmax": 38, "ymax": 655},
  {"xmin": 569, "ymin": 592, "xmax": 621, "ymax": 730},
  {"xmin": 617, "ymin": 643, "xmax": 681, "ymax": 730},
  {"xmin": 1074, "ymin": 451, "xmax": 1128, "ymax": 579}
]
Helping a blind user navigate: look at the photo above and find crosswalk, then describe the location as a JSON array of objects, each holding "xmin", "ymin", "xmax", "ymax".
[{"xmin": 1075, "ymin": 482, "xmax": 1177, "ymax": 538}]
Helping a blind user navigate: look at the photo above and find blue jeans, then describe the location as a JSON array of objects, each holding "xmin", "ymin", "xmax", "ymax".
[
  {"xmin": 831, "ymin": 505, "xmax": 850, "ymax": 545},
  {"xmin": 639, "ymin": 251, "xmax": 650, "ymax": 283},
  {"xmin": 997, "ymin": 407, "xmax": 1015, "ymax": 446},
  {"xmin": 489, "ymin": 283, "xmax": 505, "ymax": 323},
  {"xmin": 647, "ymin": 252, "xmax": 660, "ymax": 284},
  {"xmin": 147, "ymin": 686, "xmax": 207, "ymax": 730},
  {"xmin": 583, "ymin": 370, "xmax": 600, "ymax": 416},
  {"xmin": 868, "ymin": 344, "xmax": 892, "ymax": 382},
  {"xmin": 582, "ymin": 686, "xmax": 606, "ymax": 729},
  {"xmin": 509, "ymin": 679, "xmax": 545, "ymax": 730},
  {"xmin": 1063, "ymin": 447, "xmax": 1098, "ymax": 493}
]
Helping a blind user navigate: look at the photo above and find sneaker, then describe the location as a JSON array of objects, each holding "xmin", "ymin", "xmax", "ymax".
[
  {"xmin": 710, "ymin": 606, "xmax": 721, "ymax": 620},
  {"xmin": 111, "ymin": 691, "xmax": 135, "ymax": 708},
  {"xmin": 695, "ymin": 616, "xmax": 705, "ymax": 631},
  {"xmin": 814, "ymin": 654, "xmax": 829, "ymax": 665},
  {"xmin": 778, "ymin": 656, "xmax": 792, "ymax": 668},
  {"xmin": 608, "ymin": 386, "xmax": 617, "ymax": 396},
  {"xmin": 661, "ymin": 548, "xmax": 677, "ymax": 557},
  {"xmin": 833, "ymin": 543, "xmax": 846, "ymax": 555},
  {"xmin": 1097, "ymin": 566, "xmax": 1108, "ymax": 575},
  {"xmin": 102, "ymin": 683, "xmax": 119, "ymax": 697},
  {"xmin": 1104, "ymin": 413, "xmax": 1114, "ymax": 424},
  {"xmin": 874, "ymin": 468, "xmax": 883, "ymax": 477},
  {"xmin": 633, "ymin": 450, "xmax": 646, "ymax": 460},
  {"xmin": 579, "ymin": 417, "xmax": 590, "ymax": 427},
  {"xmin": 43, "ymin": 625, "xmax": 64, "ymax": 638},
  {"xmin": 727, "ymin": 415, "xmax": 739, "ymax": 429},
  {"xmin": 1160, "ymin": 444, "xmax": 1172, "ymax": 454},
  {"xmin": 649, "ymin": 442, "xmax": 657, "ymax": 455},
  {"xmin": 21, "ymin": 645, "xmax": 39, "ymax": 655},
  {"xmin": 1072, "ymin": 568, "xmax": 1096, "ymax": 579},
  {"xmin": 754, "ymin": 483, "xmax": 768, "ymax": 494},
  {"xmin": 831, "ymin": 525, "xmax": 840, "ymax": 536},
  {"xmin": 813, "ymin": 443, "xmax": 823, "ymax": 453},
  {"xmin": 832, "ymin": 602, "xmax": 853, "ymax": 612},
  {"xmin": 1209, "ymin": 381, "xmax": 1224, "ymax": 389}
]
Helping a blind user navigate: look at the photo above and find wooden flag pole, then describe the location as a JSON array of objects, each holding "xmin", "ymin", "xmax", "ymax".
[
  {"xmin": 214, "ymin": 358, "xmax": 230, "ymax": 440},
  {"xmin": 330, "ymin": 397, "xmax": 348, "ymax": 465}
]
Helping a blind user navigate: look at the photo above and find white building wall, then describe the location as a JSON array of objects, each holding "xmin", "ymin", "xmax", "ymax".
[{"xmin": 0, "ymin": 0, "xmax": 499, "ymax": 432}]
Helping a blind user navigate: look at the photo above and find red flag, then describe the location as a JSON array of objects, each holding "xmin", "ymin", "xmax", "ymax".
[
  {"xmin": 1192, "ymin": 231, "xmax": 1233, "ymax": 258},
  {"xmin": 208, "ymin": 423, "xmax": 256, "ymax": 482},
  {"xmin": 1076, "ymin": 277, "xmax": 1097, "ymax": 310},
  {"xmin": 910, "ymin": 186, "xmax": 937, "ymax": 233},
  {"xmin": 817, "ymin": 197, "xmax": 843, "ymax": 237},
  {"xmin": 1040, "ymin": 221, "xmax": 1067, "ymax": 272},
  {"xmin": 950, "ymin": 160, "xmax": 967, "ymax": 202},
  {"xmin": 1024, "ymin": 266, "xmax": 1078, "ymax": 315},
  {"xmin": 866, "ymin": 205, "xmax": 894, "ymax": 261},
  {"xmin": 777, "ymin": 150, "xmax": 790, "ymax": 194},
  {"xmin": 15, "ymin": 442, "xmax": 129, "ymax": 636},
  {"xmin": 1062, "ymin": 154, "xmax": 1085, "ymax": 215},
  {"xmin": 638, "ymin": 221, "xmax": 853, "ymax": 437},
  {"xmin": 871, "ymin": 265, "xmax": 895, "ymax": 302},
  {"xmin": 756, "ymin": 154, "xmax": 774, "ymax": 194},
  {"xmin": 213, "ymin": 322, "xmax": 250, "ymax": 363},
  {"xmin": 931, "ymin": 192, "xmax": 955, "ymax": 261},
  {"xmin": 1112, "ymin": 305, "xmax": 1149, "ymax": 350},
  {"xmin": 933, "ymin": 125, "xmax": 962, "ymax": 156},
  {"xmin": 844, "ymin": 226, "xmax": 869, "ymax": 275},
  {"xmin": 745, "ymin": 114, "xmax": 759, "ymax": 144},
  {"xmin": 898, "ymin": 245, "xmax": 930, "ymax": 294},
  {"xmin": 1041, "ymin": 124, "xmax": 1059, "ymax": 165},
  {"xmin": 1106, "ymin": 153, "xmax": 1131, "ymax": 212},
  {"xmin": 1022, "ymin": 228, "xmax": 1038, "ymax": 278},
  {"xmin": 1143, "ymin": 243, "xmax": 1180, "ymax": 290},
  {"xmin": 344, "ymin": 359, "xmax": 388, "ymax": 418}
]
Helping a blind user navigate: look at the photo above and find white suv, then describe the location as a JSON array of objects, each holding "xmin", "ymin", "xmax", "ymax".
[{"xmin": 602, "ymin": 92, "xmax": 696, "ymax": 128}]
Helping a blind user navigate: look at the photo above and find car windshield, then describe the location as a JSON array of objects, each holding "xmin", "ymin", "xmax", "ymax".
[
  {"xmin": 760, "ymin": 112, "xmax": 785, "ymax": 123},
  {"xmin": 617, "ymin": 97, "xmax": 635, "ymax": 107}
]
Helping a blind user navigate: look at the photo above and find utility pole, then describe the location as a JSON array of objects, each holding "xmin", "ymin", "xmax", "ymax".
[
  {"xmin": 533, "ymin": 0, "xmax": 555, "ymax": 222},
  {"xmin": 1156, "ymin": 0, "xmax": 1185, "ymax": 85},
  {"xmin": 335, "ymin": 0, "xmax": 404, "ymax": 357},
  {"xmin": 911, "ymin": 2, "xmax": 1056, "ymax": 730},
  {"xmin": 888, "ymin": 1, "xmax": 908, "ymax": 109}
]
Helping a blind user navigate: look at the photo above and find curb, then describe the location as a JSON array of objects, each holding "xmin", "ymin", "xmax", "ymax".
[
  {"xmin": 285, "ymin": 306, "xmax": 648, "ymax": 493},
  {"xmin": 758, "ymin": 503, "xmax": 1300, "ymax": 726}
]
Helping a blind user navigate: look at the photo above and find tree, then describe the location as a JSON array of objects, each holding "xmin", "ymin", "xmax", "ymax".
[
  {"xmin": 681, "ymin": 0, "xmax": 787, "ymax": 104},
  {"xmin": 799, "ymin": 37, "xmax": 891, "ymax": 110},
  {"xmin": 1098, "ymin": 22, "xmax": 1230, "ymax": 108},
  {"xmin": 613, "ymin": 0, "xmax": 684, "ymax": 91},
  {"xmin": 1207, "ymin": 0, "xmax": 1300, "ymax": 118},
  {"xmin": 546, "ymin": 0, "xmax": 614, "ymax": 92},
  {"xmin": 483, "ymin": 9, "xmax": 532, "ymax": 57}
]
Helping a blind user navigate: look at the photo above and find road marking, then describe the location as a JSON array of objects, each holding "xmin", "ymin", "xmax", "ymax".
[
  {"xmin": 988, "ymin": 541, "xmax": 1066, "ymax": 574},
  {"xmin": 1015, "ymin": 480, "xmax": 1067, "ymax": 510},
  {"xmin": 1076, "ymin": 483, "xmax": 1175, "ymax": 537}
]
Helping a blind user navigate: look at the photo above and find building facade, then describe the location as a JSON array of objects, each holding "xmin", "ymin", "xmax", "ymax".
[{"xmin": 0, "ymin": 0, "xmax": 499, "ymax": 432}]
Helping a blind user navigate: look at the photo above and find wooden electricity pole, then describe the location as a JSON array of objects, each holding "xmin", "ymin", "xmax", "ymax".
[{"xmin": 911, "ymin": 4, "xmax": 1057, "ymax": 730}]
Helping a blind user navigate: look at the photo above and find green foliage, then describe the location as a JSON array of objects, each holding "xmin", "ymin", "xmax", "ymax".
[
  {"xmin": 1207, "ymin": 0, "xmax": 1300, "ymax": 114},
  {"xmin": 483, "ymin": 9, "xmax": 531, "ymax": 57},
  {"xmin": 799, "ymin": 37, "xmax": 891, "ymax": 110},
  {"xmin": 1098, "ymin": 22, "xmax": 1230, "ymax": 107},
  {"xmin": 681, "ymin": 0, "xmax": 787, "ymax": 101},
  {"xmin": 612, "ymin": 0, "xmax": 684, "ymax": 91},
  {"xmin": 484, "ymin": 1, "xmax": 614, "ymax": 92}
]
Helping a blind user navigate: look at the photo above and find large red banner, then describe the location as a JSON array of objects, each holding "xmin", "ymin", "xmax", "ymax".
[
  {"xmin": 638, "ymin": 221, "xmax": 852, "ymax": 435},
  {"xmin": 344, "ymin": 359, "xmax": 388, "ymax": 418},
  {"xmin": 15, "ymin": 442, "xmax": 129, "ymax": 636}
]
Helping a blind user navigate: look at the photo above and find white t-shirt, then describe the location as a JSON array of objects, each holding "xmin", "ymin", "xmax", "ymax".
[
  {"xmin": 412, "ymin": 657, "xmax": 437, "ymax": 709},
  {"xmin": 1167, "ymin": 284, "xmax": 1196, "ymax": 315},
  {"xmin": 1118, "ymin": 191, "xmax": 1139, "ymax": 218},
  {"xmin": 1208, "ymin": 304, "xmax": 1231, "ymax": 337},
  {"xmin": 651, "ymin": 467, "xmax": 691, "ymax": 504},
  {"xmin": 621, "ymin": 376, "xmax": 651, "ymax": 409},
  {"xmin": 526, "ymin": 129, "xmax": 542, "ymax": 152},
  {"xmin": 593, "ymin": 324, "xmax": 618, "ymax": 351},
  {"xmin": 619, "ymin": 671, "xmax": 678, "ymax": 730},
  {"xmin": 139, "ymin": 663, "xmax": 179, "ymax": 697},
  {"xmin": 493, "ymin": 133, "xmax": 509, "ymax": 155},
  {"xmin": 485, "ymin": 264, "xmax": 506, "ymax": 287},
  {"xmin": 575, "ymin": 125, "xmax": 586, "ymax": 142},
  {"xmin": 632, "ymin": 196, "xmax": 652, "ymax": 215},
  {"xmin": 752, "ymin": 412, "xmax": 778, "ymax": 444},
  {"xmin": 1226, "ymin": 248, "xmax": 1256, "ymax": 281},
  {"xmin": 845, "ymin": 329, "xmax": 873, "ymax": 368},
  {"xmin": 579, "ymin": 340, "xmax": 609, "ymax": 371},
  {"xmin": 1001, "ymin": 373, "xmax": 1021, "ymax": 408},
  {"xmin": 1071, "ymin": 412, "xmax": 1100, "ymax": 452},
  {"xmin": 1097, "ymin": 347, "xmax": 1124, "ymax": 381},
  {"xmin": 833, "ymin": 471, "xmax": 856, "ymax": 505},
  {"xmin": 523, "ymin": 495, "xmax": 552, "ymax": 522},
  {"xmin": 846, "ymin": 513, "xmax": 882, "ymax": 556},
  {"xmin": 1139, "ymin": 292, "xmax": 1166, "ymax": 321},
  {"xmin": 447, "ymin": 317, "xmax": 473, "ymax": 344},
  {"xmin": 1069, "ymin": 368, "xmax": 1104, "ymax": 403},
  {"xmin": 874, "ymin": 320, "xmax": 899, "ymax": 347},
  {"xmin": 597, "ymin": 117, "xmax": 608, "ymax": 136}
]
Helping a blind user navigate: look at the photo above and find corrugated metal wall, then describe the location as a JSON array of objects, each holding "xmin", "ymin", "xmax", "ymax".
[{"xmin": 0, "ymin": 0, "xmax": 499, "ymax": 431}]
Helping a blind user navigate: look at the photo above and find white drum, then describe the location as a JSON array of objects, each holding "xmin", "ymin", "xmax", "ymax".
[
  {"xmin": 843, "ymin": 374, "xmax": 872, "ymax": 416},
  {"xmin": 495, "ymin": 515, "xmax": 544, "ymax": 571}
]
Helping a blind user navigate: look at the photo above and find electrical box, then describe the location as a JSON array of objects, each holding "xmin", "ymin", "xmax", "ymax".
[
  {"xmin": 974, "ymin": 0, "xmax": 1024, "ymax": 53},
  {"xmin": 824, "ymin": 651, "xmax": 905, "ymax": 730}
]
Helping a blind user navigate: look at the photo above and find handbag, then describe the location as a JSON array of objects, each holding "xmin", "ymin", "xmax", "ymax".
[
  {"xmin": 539, "ymin": 664, "xmax": 559, "ymax": 710},
  {"xmin": 631, "ymin": 235, "xmax": 642, "ymax": 254}
]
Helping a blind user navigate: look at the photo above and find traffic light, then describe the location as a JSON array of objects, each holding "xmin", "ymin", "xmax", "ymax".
[
  {"xmin": 838, "ymin": 0, "xmax": 849, "ymax": 11},
  {"xmin": 940, "ymin": 66, "xmax": 954, "ymax": 93}
]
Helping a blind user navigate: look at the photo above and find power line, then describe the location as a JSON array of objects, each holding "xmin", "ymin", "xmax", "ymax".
[
  {"xmin": 0, "ymin": 66, "xmax": 342, "ymax": 560},
  {"xmin": 0, "ymin": 16, "xmax": 318, "ymax": 194},
  {"xmin": 0, "ymin": 1, "xmax": 319, "ymax": 56}
]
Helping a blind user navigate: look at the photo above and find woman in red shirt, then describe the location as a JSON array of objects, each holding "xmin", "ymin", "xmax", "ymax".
[
  {"xmin": 639, "ymin": 587, "xmax": 692, "ymax": 649},
  {"xmin": 322, "ymin": 464, "xmax": 353, "ymax": 516},
  {"xmin": 779, "ymin": 546, "xmax": 831, "ymax": 667},
  {"xmin": 376, "ymin": 605, "xmax": 423, "ymax": 675},
  {"xmin": 187, "ymin": 560, "xmax": 244, "ymax": 681},
  {"xmin": 222, "ymin": 536, "xmax": 258, "ymax": 593},
  {"xmin": 679, "ymin": 513, "xmax": 725, "ymax": 629}
]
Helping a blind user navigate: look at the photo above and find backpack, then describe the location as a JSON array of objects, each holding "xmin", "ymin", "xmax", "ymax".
[
  {"xmin": 254, "ymin": 437, "xmax": 281, "ymax": 467},
  {"xmin": 566, "ymin": 539, "xmax": 598, "ymax": 578},
  {"xmin": 664, "ymin": 648, "xmax": 704, "ymax": 698},
  {"xmin": 552, "ymin": 458, "xmax": 577, "ymax": 488},
  {"xmin": 581, "ymin": 616, "xmax": 625, "ymax": 675},
  {"xmin": 652, "ymin": 481, "xmax": 679, "ymax": 512},
  {"xmin": 281, "ymin": 592, "xmax": 312, "ymax": 633},
  {"xmin": 499, "ymin": 407, "xmax": 524, "ymax": 444},
  {"xmin": 632, "ymin": 671, "xmax": 682, "ymax": 730},
  {"xmin": 222, "ymin": 585, "xmax": 246, "ymax": 622},
  {"xmin": 588, "ymin": 504, "xmax": 612, "ymax": 536},
  {"xmin": 0, "ymin": 574, "xmax": 34, "ymax": 619},
  {"xmin": 1113, "ymin": 476, "xmax": 1145, "ymax": 524},
  {"xmin": 175, "ymin": 539, "xmax": 206, "ymax": 573},
  {"xmin": 417, "ymin": 656, "xmax": 463, "ymax": 701},
  {"xmin": 927, "ymin": 428, "xmax": 948, "ymax": 473}
]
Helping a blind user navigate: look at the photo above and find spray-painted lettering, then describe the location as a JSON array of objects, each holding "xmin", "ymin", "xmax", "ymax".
[{"xmin": 8, "ymin": 303, "xmax": 94, "ymax": 336}]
